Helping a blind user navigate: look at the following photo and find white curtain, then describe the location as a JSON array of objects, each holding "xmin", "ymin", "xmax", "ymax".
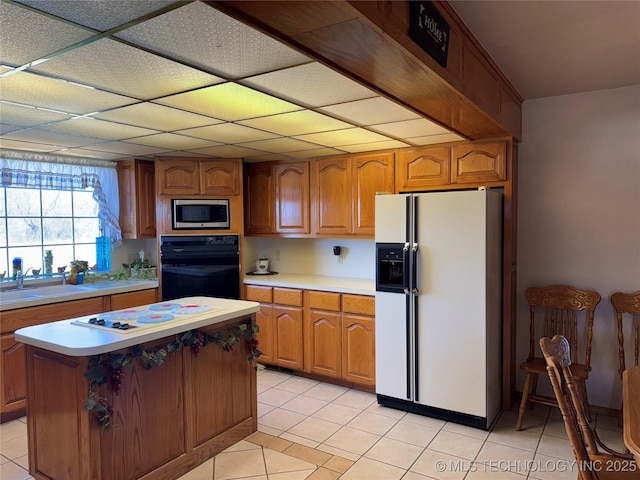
[{"xmin": 0, "ymin": 150, "xmax": 122, "ymax": 248}]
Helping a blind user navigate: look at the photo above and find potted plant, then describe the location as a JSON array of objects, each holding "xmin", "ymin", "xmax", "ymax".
[
  {"xmin": 122, "ymin": 259, "xmax": 156, "ymax": 279},
  {"xmin": 69, "ymin": 259, "xmax": 89, "ymax": 284}
]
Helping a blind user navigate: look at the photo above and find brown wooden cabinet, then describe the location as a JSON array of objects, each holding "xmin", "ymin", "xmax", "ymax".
[
  {"xmin": 156, "ymin": 158, "xmax": 240, "ymax": 195},
  {"xmin": 118, "ymin": 159, "xmax": 156, "ymax": 239},
  {"xmin": 396, "ymin": 141, "xmax": 506, "ymax": 191},
  {"xmin": 0, "ymin": 289, "xmax": 158, "ymax": 422},
  {"xmin": 245, "ymin": 161, "xmax": 310, "ymax": 236},
  {"xmin": 312, "ymin": 152, "xmax": 393, "ymax": 237},
  {"xmin": 342, "ymin": 314, "xmax": 375, "ymax": 386},
  {"xmin": 307, "ymin": 291, "xmax": 342, "ymax": 378}
]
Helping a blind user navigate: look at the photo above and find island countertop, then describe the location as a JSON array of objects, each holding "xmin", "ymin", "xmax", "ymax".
[{"xmin": 15, "ymin": 296, "xmax": 259, "ymax": 357}]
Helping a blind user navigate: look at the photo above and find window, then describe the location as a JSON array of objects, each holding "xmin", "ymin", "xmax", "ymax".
[
  {"xmin": 0, "ymin": 155, "xmax": 121, "ymax": 279},
  {"xmin": 0, "ymin": 185, "xmax": 100, "ymax": 277}
]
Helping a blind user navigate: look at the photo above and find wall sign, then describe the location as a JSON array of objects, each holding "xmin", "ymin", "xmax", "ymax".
[{"xmin": 409, "ymin": 0, "xmax": 450, "ymax": 68}]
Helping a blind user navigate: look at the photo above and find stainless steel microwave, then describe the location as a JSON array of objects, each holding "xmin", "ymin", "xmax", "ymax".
[{"xmin": 172, "ymin": 199, "xmax": 230, "ymax": 230}]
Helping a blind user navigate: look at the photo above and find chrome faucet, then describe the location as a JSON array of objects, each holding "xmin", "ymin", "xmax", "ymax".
[
  {"xmin": 60, "ymin": 272, "xmax": 67, "ymax": 285},
  {"xmin": 16, "ymin": 267, "xmax": 33, "ymax": 289}
]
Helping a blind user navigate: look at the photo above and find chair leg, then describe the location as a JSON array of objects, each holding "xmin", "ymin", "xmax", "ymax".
[
  {"xmin": 530, "ymin": 374, "xmax": 539, "ymax": 409},
  {"xmin": 517, "ymin": 372, "xmax": 534, "ymax": 431}
]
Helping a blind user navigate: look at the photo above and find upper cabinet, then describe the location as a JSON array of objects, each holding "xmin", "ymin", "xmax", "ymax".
[
  {"xmin": 156, "ymin": 159, "xmax": 240, "ymax": 196},
  {"xmin": 312, "ymin": 152, "xmax": 394, "ymax": 237},
  {"xmin": 117, "ymin": 159, "xmax": 156, "ymax": 239},
  {"xmin": 245, "ymin": 161, "xmax": 310, "ymax": 236},
  {"xmin": 396, "ymin": 141, "xmax": 506, "ymax": 192}
]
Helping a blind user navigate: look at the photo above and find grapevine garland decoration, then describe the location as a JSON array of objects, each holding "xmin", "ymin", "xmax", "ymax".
[{"xmin": 84, "ymin": 320, "xmax": 261, "ymax": 432}]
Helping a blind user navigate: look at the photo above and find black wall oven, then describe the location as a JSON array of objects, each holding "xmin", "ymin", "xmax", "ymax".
[{"xmin": 160, "ymin": 234, "xmax": 240, "ymax": 301}]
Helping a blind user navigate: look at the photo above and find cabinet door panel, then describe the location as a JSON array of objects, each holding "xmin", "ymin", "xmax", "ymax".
[
  {"xmin": 451, "ymin": 142, "xmax": 506, "ymax": 183},
  {"xmin": 137, "ymin": 160, "xmax": 157, "ymax": 237},
  {"xmin": 353, "ymin": 152, "xmax": 394, "ymax": 235},
  {"xmin": 200, "ymin": 160, "xmax": 240, "ymax": 195},
  {"xmin": 273, "ymin": 306, "xmax": 303, "ymax": 369},
  {"xmin": 157, "ymin": 159, "xmax": 199, "ymax": 195},
  {"xmin": 308, "ymin": 311, "xmax": 341, "ymax": 378},
  {"xmin": 255, "ymin": 304, "xmax": 274, "ymax": 364},
  {"xmin": 396, "ymin": 146, "xmax": 450, "ymax": 191},
  {"xmin": 245, "ymin": 164, "xmax": 275, "ymax": 234},
  {"xmin": 342, "ymin": 314, "xmax": 375, "ymax": 386},
  {"xmin": 275, "ymin": 162, "xmax": 310, "ymax": 234},
  {"xmin": 0, "ymin": 334, "xmax": 26, "ymax": 413},
  {"xmin": 312, "ymin": 157, "xmax": 352, "ymax": 235}
]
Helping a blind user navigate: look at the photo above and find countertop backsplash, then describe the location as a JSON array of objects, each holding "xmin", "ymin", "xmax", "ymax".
[{"xmin": 244, "ymin": 237, "xmax": 375, "ymax": 279}]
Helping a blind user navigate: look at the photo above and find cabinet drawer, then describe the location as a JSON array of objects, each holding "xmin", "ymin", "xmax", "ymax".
[
  {"xmin": 308, "ymin": 291, "xmax": 341, "ymax": 311},
  {"xmin": 273, "ymin": 288, "xmax": 303, "ymax": 306},
  {"xmin": 342, "ymin": 294, "xmax": 375, "ymax": 316},
  {"xmin": 245, "ymin": 285, "xmax": 273, "ymax": 303}
]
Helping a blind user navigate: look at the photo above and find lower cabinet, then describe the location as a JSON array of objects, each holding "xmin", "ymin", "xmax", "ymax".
[
  {"xmin": 245, "ymin": 285, "xmax": 375, "ymax": 388},
  {"xmin": 0, "ymin": 289, "xmax": 158, "ymax": 422}
]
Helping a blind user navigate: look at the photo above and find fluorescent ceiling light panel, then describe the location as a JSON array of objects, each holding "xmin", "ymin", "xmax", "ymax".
[
  {"xmin": 31, "ymin": 38, "xmax": 224, "ymax": 100},
  {"xmin": 2, "ymin": 128, "xmax": 105, "ymax": 148},
  {"xmin": 155, "ymin": 83, "xmax": 302, "ymax": 121},
  {"xmin": 0, "ymin": 72, "xmax": 135, "ymax": 115},
  {"xmin": 1, "ymin": 2, "xmax": 94, "ymax": 66},
  {"xmin": 408, "ymin": 132, "xmax": 466, "ymax": 145},
  {"xmin": 369, "ymin": 118, "xmax": 451, "ymax": 138},
  {"xmin": 116, "ymin": 1, "xmax": 310, "ymax": 78},
  {"xmin": 238, "ymin": 110, "xmax": 352, "ymax": 136},
  {"xmin": 239, "ymin": 137, "xmax": 322, "ymax": 154},
  {"xmin": 54, "ymin": 148, "xmax": 124, "ymax": 161},
  {"xmin": 318, "ymin": 97, "xmax": 422, "ymax": 126},
  {"xmin": 0, "ymin": 138, "xmax": 60, "ymax": 153},
  {"xmin": 84, "ymin": 141, "xmax": 171, "ymax": 156},
  {"xmin": 242, "ymin": 62, "xmax": 377, "ymax": 107},
  {"xmin": 295, "ymin": 128, "xmax": 391, "ymax": 147},
  {"xmin": 0, "ymin": 102, "xmax": 70, "ymax": 127},
  {"xmin": 44, "ymin": 118, "xmax": 159, "ymax": 140},
  {"xmin": 94, "ymin": 103, "xmax": 223, "ymax": 131},
  {"xmin": 124, "ymin": 133, "xmax": 221, "ymax": 150},
  {"xmin": 178, "ymin": 123, "xmax": 279, "ymax": 143},
  {"xmin": 339, "ymin": 140, "xmax": 411, "ymax": 153}
]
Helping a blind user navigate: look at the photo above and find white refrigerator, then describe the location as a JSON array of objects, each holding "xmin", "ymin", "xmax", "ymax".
[{"xmin": 374, "ymin": 189, "xmax": 502, "ymax": 429}]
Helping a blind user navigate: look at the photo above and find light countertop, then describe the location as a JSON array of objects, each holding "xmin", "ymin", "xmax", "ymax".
[
  {"xmin": 15, "ymin": 296, "xmax": 260, "ymax": 357},
  {"xmin": 243, "ymin": 273, "xmax": 375, "ymax": 295},
  {"xmin": 0, "ymin": 279, "xmax": 159, "ymax": 312}
]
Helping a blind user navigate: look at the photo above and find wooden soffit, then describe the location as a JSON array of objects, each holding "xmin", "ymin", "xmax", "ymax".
[{"xmin": 209, "ymin": 1, "xmax": 523, "ymax": 142}]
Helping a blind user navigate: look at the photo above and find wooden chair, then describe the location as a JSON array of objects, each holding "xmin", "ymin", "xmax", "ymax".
[
  {"xmin": 540, "ymin": 335, "xmax": 635, "ymax": 480},
  {"xmin": 516, "ymin": 285, "xmax": 601, "ymax": 431},
  {"xmin": 611, "ymin": 291, "xmax": 640, "ymax": 425}
]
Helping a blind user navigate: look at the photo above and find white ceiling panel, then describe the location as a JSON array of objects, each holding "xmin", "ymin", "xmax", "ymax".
[
  {"xmin": 406, "ymin": 133, "xmax": 466, "ymax": 146},
  {"xmin": 155, "ymin": 83, "xmax": 303, "ymax": 121},
  {"xmin": 243, "ymin": 153, "xmax": 292, "ymax": 163},
  {"xmin": 284, "ymin": 147, "xmax": 347, "ymax": 158},
  {"xmin": 0, "ymin": 2, "xmax": 94, "ymax": 66},
  {"xmin": 154, "ymin": 150, "xmax": 209, "ymax": 158},
  {"xmin": 295, "ymin": 128, "xmax": 392, "ymax": 147},
  {"xmin": 124, "ymin": 133, "xmax": 221, "ymax": 150},
  {"xmin": 55, "ymin": 148, "xmax": 124, "ymax": 161},
  {"xmin": 94, "ymin": 103, "xmax": 222, "ymax": 131},
  {"xmin": 339, "ymin": 140, "xmax": 410, "ymax": 153},
  {"xmin": 1, "ymin": 72, "xmax": 136, "ymax": 115},
  {"xmin": 0, "ymin": 102, "xmax": 71, "ymax": 127},
  {"xmin": 178, "ymin": 123, "xmax": 278, "ymax": 143},
  {"xmin": 0, "ymin": 124, "xmax": 24, "ymax": 135},
  {"xmin": 238, "ymin": 111, "xmax": 352, "ymax": 137},
  {"xmin": 2, "ymin": 129, "xmax": 105, "ymax": 148},
  {"xmin": 14, "ymin": 0, "xmax": 178, "ymax": 32},
  {"xmin": 238, "ymin": 137, "xmax": 323, "ymax": 154},
  {"xmin": 43, "ymin": 118, "xmax": 159, "ymax": 141},
  {"xmin": 83, "ymin": 141, "xmax": 171, "ymax": 156},
  {"xmin": 0, "ymin": 138, "xmax": 60, "ymax": 153},
  {"xmin": 369, "ymin": 119, "xmax": 450, "ymax": 138},
  {"xmin": 31, "ymin": 38, "xmax": 224, "ymax": 100},
  {"xmin": 186, "ymin": 145, "xmax": 270, "ymax": 158},
  {"xmin": 319, "ymin": 97, "xmax": 421, "ymax": 126},
  {"xmin": 242, "ymin": 62, "xmax": 377, "ymax": 107},
  {"xmin": 116, "ymin": 1, "xmax": 310, "ymax": 79}
]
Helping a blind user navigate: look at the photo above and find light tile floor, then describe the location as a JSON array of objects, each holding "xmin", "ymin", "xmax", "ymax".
[{"xmin": 0, "ymin": 367, "xmax": 626, "ymax": 480}]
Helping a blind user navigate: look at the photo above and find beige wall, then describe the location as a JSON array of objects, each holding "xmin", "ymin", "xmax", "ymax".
[{"xmin": 517, "ymin": 85, "xmax": 640, "ymax": 409}]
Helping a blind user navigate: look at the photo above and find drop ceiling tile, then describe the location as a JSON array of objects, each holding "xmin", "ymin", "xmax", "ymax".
[
  {"xmin": 94, "ymin": 103, "xmax": 222, "ymax": 131},
  {"xmin": 369, "ymin": 118, "xmax": 451, "ymax": 138},
  {"xmin": 83, "ymin": 141, "xmax": 171, "ymax": 156},
  {"xmin": 43, "ymin": 118, "xmax": 159, "ymax": 140},
  {"xmin": 318, "ymin": 97, "xmax": 422, "ymax": 126},
  {"xmin": 242, "ymin": 62, "xmax": 377, "ymax": 107},
  {"xmin": 238, "ymin": 110, "xmax": 352, "ymax": 136},
  {"xmin": 15, "ymin": 0, "xmax": 178, "ymax": 32},
  {"xmin": 155, "ymin": 83, "xmax": 302, "ymax": 121},
  {"xmin": 116, "ymin": 1, "xmax": 310, "ymax": 78},
  {"xmin": 154, "ymin": 150, "xmax": 209, "ymax": 158},
  {"xmin": 2, "ymin": 129, "xmax": 106, "ymax": 148},
  {"xmin": 0, "ymin": 124, "xmax": 24, "ymax": 135},
  {"xmin": 0, "ymin": 138, "xmax": 60, "ymax": 153},
  {"xmin": 294, "ymin": 128, "xmax": 391, "ymax": 147},
  {"xmin": 244, "ymin": 154, "xmax": 292, "ymax": 163},
  {"xmin": 31, "ymin": 38, "xmax": 224, "ymax": 99},
  {"xmin": 55, "ymin": 148, "xmax": 124, "ymax": 161},
  {"xmin": 0, "ymin": 2, "xmax": 94, "ymax": 66},
  {"xmin": 0, "ymin": 72, "xmax": 136, "ymax": 114},
  {"xmin": 125, "ymin": 133, "xmax": 221, "ymax": 150},
  {"xmin": 338, "ymin": 140, "xmax": 410, "ymax": 153},
  {"xmin": 187, "ymin": 145, "xmax": 269, "ymax": 158},
  {"xmin": 0, "ymin": 102, "xmax": 71, "ymax": 127},
  {"xmin": 284, "ymin": 147, "xmax": 347, "ymax": 158},
  {"xmin": 406, "ymin": 132, "xmax": 466, "ymax": 145},
  {"xmin": 238, "ymin": 137, "xmax": 322, "ymax": 154},
  {"xmin": 178, "ymin": 123, "xmax": 278, "ymax": 143}
]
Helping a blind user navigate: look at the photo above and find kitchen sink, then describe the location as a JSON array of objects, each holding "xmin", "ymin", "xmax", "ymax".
[{"xmin": 1, "ymin": 290, "xmax": 43, "ymax": 301}]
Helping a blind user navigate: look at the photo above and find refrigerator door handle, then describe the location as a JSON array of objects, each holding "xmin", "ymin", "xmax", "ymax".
[
  {"xmin": 405, "ymin": 294, "xmax": 412, "ymax": 399},
  {"xmin": 403, "ymin": 242, "xmax": 410, "ymax": 294},
  {"xmin": 411, "ymin": 243, "xmax": 419, "ymax": 295},
  {"xmin": 413, "ymin": 293, "xmax": 420, "ymax": 402}
]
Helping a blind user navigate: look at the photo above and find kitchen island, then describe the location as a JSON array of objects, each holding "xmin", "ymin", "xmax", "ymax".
[{"xmin": 15, "ymin": 296, "xmax": 260, "ymax": 480}]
